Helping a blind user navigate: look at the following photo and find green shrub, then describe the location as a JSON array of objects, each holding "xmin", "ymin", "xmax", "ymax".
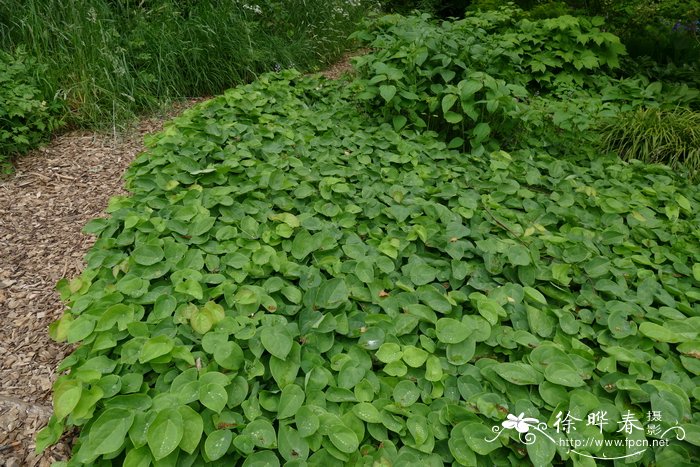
[
  {"xmin": 0, "ymin": 47, "xmax": 61, "ymax": 171},
  {"xmin": 39, "ymin": 70, "xmax": 700, "ymax": 466},
  {"xmin": 599, "ymin": 107, "xmax": 700, "ymax": 180},
  {"xmin": 350, "ymin": 7, "xmax": 625, "ymax": 153}
]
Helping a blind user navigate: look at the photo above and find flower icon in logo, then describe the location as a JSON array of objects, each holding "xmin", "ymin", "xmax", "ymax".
[{"xmin": 502, "ymin": 413, "xmax": 540, "ymax": 433}]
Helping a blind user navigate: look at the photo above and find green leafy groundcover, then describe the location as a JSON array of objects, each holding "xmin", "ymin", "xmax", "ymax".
[{"xmin": 40, "ymin": 70, "xmax": 700, "ymax": 466}]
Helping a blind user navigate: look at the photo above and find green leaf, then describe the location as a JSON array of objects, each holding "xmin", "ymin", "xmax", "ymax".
[
  {"xmin": 407, "ymin": 416, "xmax": 430, "ymax": 445},
  {"xmin": 242, "ymin": 450, "xmax": 280, "ymax": 467},
  {"xmin": 408, "ymin": 262, "xmax": 437, "ymax": 286},
  {"xmin": 507, "ymin": 244, "xmax": 530, "ymax": 266},
  {"xmin": 214, "ymin": 341, "xmax": 244, "ymax": 370},
  {"xmin": 379, "ymin": 85, "xmax": 396, "ymax": 102},
  {"xmin": 151, "ymin": 295, "xmax": 177, "ymax": 322},
  {"xmin": 190, "ymin": 309, "xmax": 213, "ymax": 334},
  {"xmin": 261, "ymin": 325, "xmax": 293, "ymax": 359},
  {"xmin": 392, "ymin": 115, "xmax": 407, "ymax": 131},
  {"xmin": 355, "ymin": 259, "xmax": 375, "ymax": 283},
  {"xmin": 281, "ymin": 286, "xmax": 302, "ymax": 304},
  {"xmin": 139, "ymin": 335, "xmax": 173, "ymax": 363},
  {"xmin": 475, "ymin": 297, "xmax": 505, "ymax": 326},
  {"xmin": 295, "ymin": 406, "xmax": 320, "ymax": 437},
  {"xmin": 176, "ymin": 279, "xmax": 203, "ymax": 300},
  {"xmin": 291, "ymin": 229, "xmax": 317, "ymax": 260},
  {"xmin": 462, "ymin": 422, "xmax": 500, "ymax": 455},
  {"xmin": 417, "ymin": 286, "xmax": 453, "ymax": 313},
  {"xmin": 278, "ymin": 424, "xmax": 309, "ymax": 462},
  {"xmin": 544, "ymin": 362, "xmax": 585, "ymax": 387},
  {"xmin": 524, "ymin": 286, "xmax": 547, "ymax": 306},
  {"xmin": 402, "ymin": 345, "xmax": 429, "ymax": 367},
  {"xmin": 35, "ymin": 416, "xmax": 64, "ymax": 454},
  {"xmin": 526, "ymin": 430, "xmax": 557, "ymax": 466},
  {"xmin": 459, "ymin": 80, "xmax": 483, "ymax": 99},
  {"xmin": 315, "ymin": 278, "xmax": 348, "ymax": 309},
  {"xmin": 243, "ymin": 419, "xmax": 277, "ymax": 449},
  {"xmin": 494, "ymin": 362, "xmax": 543, "ymax": 385},
  {"xmin": 425, "ymin": 355, "xmax": 443, "ymax": 382},
  {"xmin": 270, "ymin": 212, "xmax": 300, "ymax": 228},
  {"xmin": 132, "ymin": 244, "xmax": 164, "ymax": 266},
  {"xmin": 147, "ymin": 408, "xmax": 183, "ymax": 460},
  {"xmin": 436, "ymin": 318, "xmax": 472, "ymax": 344},
  {"xmin": 178, "ymin": 405, "xmax": 203, "ymax": 454},
  {"xmin": 393, "ymin": 380, "xmax": 420, "ymax": 407},
  {"xmin": 83, "ymin": 408, "xmax": 134, "ymax": 457},
  {"xmin": 328, "ymin": 424, "xmax": 359, "ymax": 453},
  {"xmin": 199, "ymin": 383, "xmax": 228, "ymax": 413},
  {"xmin": 123, "ymin": 446, "xmax": 152, "ymax": 467},
  {"xmin": 277, "ymin": 384, "xmax": 305, "ymax": 419},
  {"xmin": 472, "ymin": 122, "xmax": 490, "ymax": 142},
  {"xmin": 66, "ymin": 316, "xmax": 95, "ymax": 344},
  {"xmin": 444, "ymin": 111, "xmax": 463, "ymax": 123},
  {"xmin": 204, "ymin": 429, "xmax": 233, "ymax": 461},
  {"xmin": 442, "ymin": 94, "xmax": 458, "ymax": 114},
  {"xmin": 639, "ymin": 322, "xmax": 682, "ymax": 343},
  {"xmin": 53, "ymin": 380, "xmax": 82, "ymax": 421},
  {"xmin": 352, "ymin": 402, "xmax": 382, "ymax": 423},
  {"xmin": 376, "ymin": 343, "xmax": 403, "ymax": 363}
]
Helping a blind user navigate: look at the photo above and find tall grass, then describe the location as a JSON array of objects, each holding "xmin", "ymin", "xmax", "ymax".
[
  {"xmin": 599, "ymin": 108, "xmax": 700, "ymax": 181},
  {"xmin": 0, "ymin": 0, "xmax": 372, "ymax": 128}
]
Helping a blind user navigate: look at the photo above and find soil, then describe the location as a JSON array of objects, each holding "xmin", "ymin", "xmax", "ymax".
[{"xmin": 0, "ymin": 52, "xmax": 361, "ymax": 466}]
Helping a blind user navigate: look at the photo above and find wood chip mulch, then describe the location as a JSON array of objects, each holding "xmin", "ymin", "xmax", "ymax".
[
  {"xmin": 0, "ymin": 101, "xmax": 199, "ymax": 466},
  {"xmin": 0, "ymin": 52, "xmax": 362, "ymax": 466}
]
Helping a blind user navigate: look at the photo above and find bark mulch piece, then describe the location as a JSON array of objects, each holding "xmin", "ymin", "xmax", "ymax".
[{"xmin": 0, "ymin": 52, "xmax": 362, "ymax": 466}]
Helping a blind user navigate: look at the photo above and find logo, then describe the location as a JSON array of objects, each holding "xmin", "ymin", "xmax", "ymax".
[{"xmin": 485, "ymin": 410, "xmax": 686, "ymax": 461}]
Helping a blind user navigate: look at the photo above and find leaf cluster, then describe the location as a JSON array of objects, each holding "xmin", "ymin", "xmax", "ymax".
[
  {"xmin": 349, "ymin": 6, "xmax": 626, "ymax": 152},
  {"xmin": 0, "ymin": 47, "xmax": 62, "ymax": 172}
]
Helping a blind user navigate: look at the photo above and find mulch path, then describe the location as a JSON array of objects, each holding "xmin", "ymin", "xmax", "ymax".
[
  {"xmin": 0, "ymin": 107, "xmax": 193, "ymax": 466},
  {"xmin": 0, "ymin": 54, "xmax": 361, "ymax": 466}
]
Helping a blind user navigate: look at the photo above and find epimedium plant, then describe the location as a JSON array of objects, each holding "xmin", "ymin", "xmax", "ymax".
[{"xmin": 37, "ymin": 69, "xmax": 700, "ymax": 466}]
